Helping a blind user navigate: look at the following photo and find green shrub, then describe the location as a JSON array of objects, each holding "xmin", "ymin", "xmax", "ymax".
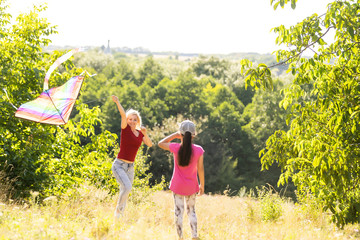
[
  {"xmin": 257, "ymin": 186, "xmax": 283, "ymax": 222},
  {"xmin": 296, "ymin": 191, "xmax": 326, "ymax": 225}
]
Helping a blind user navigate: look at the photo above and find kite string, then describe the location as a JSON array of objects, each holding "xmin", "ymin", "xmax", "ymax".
[
  {"xmin": 2, "ymin": 88, "xmax": 18, "ymax": 110},
  {"xmin": 76, "ymin": 72, "xmax": 105, "ymax": 105}
]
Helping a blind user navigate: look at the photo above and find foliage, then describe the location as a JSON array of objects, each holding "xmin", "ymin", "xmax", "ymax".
[
  {"xmin": 0, "ymin": 1, "xmax": 57, "ymax": 197},
  {"xmin": 83, "ymin": 53, "xmax": 268, "ymax": 194},
  {"xmin": 223, "ymin": 62, "xmax": 256, "ymax": 106},
  {"xmin": 0, "ymin": 2, "xmax": 160, "ymax": 200},
  {"xmin": 72, "ymin": 47, "xmax": 297, "ymax": 194},
  {"xmin": 3, "ymin": 0, "xmax": 360, "ymax": 231},
  {"xmin": 131, "ymin": 146, "xmax": 167, "ymax": 204},
  {"xmin": 38, "ymin": 102, "xmax": 164, "ymax": 200},
  {"xmin": 257, "ymin": 185, "xmax": 284, "ymax": 222},
  {"xmin": 245, "ymin": 185, "xmax": 285, "ymax": 223},
  {"xmin": 1, "ymin": 0, "xmax": 299, "ymax": 202},
  {"xmin": 0, "ymin": 170, "xmax": 15, "ymax": 201},
  {"xmin": 191, "ymin": 55, "xmax": 230, "ymax": 80},
  {"xmin": 136, "ymin": 56, "xmax": 165, "ymax": 85},
  {"xmin": 271, "ymin": 0, "xmax": 297, "ymax": 10},
  {"xmin": 244, "ymin": 0, "xmax": 360, "ymax": 227},
  {"xmin": 295, "ymin": 191, "xmax": 326, "ymax": 225},
  {"xmin": 39, "ymin": 104, "xmax": 118, "ymax": 198},
  {"xmin": 242, "ymin": 80, "xmax": 290, "ymax": 189},
  {"xmin": 243, "ymin": 79, "xmax": 289, "ymax": 152}
]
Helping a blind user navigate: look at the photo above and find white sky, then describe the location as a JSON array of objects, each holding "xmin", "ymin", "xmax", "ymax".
[{"xmin": 8, "ymin": 0, "xmax": 333, "ymax": 54}]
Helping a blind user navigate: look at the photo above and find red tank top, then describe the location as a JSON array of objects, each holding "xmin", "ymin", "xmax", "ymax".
[{"xmin": 117, "ymin": 124, "xmax": 144, "ymax": 162}]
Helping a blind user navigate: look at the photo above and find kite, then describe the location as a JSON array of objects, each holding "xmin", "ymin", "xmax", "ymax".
[{"xmin": 14, "ymin": 48, "xmax": 85, "ymax": 125}]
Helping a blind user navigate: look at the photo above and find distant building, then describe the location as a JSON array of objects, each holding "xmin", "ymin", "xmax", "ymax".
[{"xmin": 104, "ymin": 40, "xmax": 111, "ymax": 54}]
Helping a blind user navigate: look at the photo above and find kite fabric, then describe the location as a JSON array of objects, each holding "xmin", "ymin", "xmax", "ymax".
[
  {"xmin": 15, "ymin": 48, "xmax": 85, "ymax": 125},
  {"xmin": 15, "ymin": 76, "xmax": 84, "ymax": 125}
]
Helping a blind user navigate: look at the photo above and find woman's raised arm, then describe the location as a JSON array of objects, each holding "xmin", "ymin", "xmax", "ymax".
[{"xmin": 112, "ymin": 95, "xmax": 127, "ymax": 129}]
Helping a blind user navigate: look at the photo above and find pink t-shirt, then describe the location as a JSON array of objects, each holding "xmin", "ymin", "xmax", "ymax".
[{"xmin": 169, "ymin": 143, "xmax": 204, "ymax": 196}]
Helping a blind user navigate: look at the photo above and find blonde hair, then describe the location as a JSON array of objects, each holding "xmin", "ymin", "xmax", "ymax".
[{"xmin": 126, "ymin": 109, "xmax": 142, "ymax": 130}]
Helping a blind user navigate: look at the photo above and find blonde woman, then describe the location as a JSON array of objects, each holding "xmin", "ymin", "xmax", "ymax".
[
  {"xmin": 158, "ymin": 120, "xmax": 205, "ymax": 240},
  {"xmin": 111, "ymin": 95, "xmax": 152, "ymax": 218}
]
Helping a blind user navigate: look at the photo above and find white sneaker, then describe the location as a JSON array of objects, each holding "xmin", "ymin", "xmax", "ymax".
[{"xmin": 114, "ymin": 209, "xmax": 122, "ymax": 219}]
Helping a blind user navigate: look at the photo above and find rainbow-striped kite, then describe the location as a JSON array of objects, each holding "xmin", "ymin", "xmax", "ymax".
[{"xmin": 15, "ymin": 48, "xmax": 84, "ymax": 125}]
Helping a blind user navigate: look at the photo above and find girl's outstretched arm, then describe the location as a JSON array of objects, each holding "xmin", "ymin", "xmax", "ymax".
[
  {"xmin": 158, "ymin": 132, "xmax": 181, "ymax": 151},
  {"xmin": 112, "ymin": 95, "xmax": 127, "ymax": 129}
]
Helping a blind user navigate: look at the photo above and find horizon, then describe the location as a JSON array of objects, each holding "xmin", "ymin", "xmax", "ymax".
[{"xmin": 45, "ymin": 44, "xmax": 276, "ymax": 56}]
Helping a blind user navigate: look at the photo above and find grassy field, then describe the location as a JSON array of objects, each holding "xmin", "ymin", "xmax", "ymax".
[{"xmin": 0, "ymin": 185, "xmax": 359, "ymax": 240}]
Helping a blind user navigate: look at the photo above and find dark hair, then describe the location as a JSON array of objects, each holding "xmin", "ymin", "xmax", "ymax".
[{"xmin": 178, "ymin": 131, "xmax": 192, "ymax": 166}]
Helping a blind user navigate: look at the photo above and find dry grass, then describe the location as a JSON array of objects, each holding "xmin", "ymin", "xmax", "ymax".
[{"xmin": 0, "ymin": 185, "xmax": 359, "ymax": 240}]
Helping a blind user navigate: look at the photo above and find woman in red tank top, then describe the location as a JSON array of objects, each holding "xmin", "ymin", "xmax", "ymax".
[{"xmin": 111, "ymin": 95, "xmax": 153, "ymax": 219}]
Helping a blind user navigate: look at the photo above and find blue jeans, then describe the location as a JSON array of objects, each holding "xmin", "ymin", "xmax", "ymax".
[{"xmin": 112, "ymin": 158, "xmax": 135, "ymax": 214}]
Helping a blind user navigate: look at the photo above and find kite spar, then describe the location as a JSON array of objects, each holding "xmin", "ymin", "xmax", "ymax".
[{"xmin": 15, "ymin": 48, "xmax": 85, "ymax": 125}]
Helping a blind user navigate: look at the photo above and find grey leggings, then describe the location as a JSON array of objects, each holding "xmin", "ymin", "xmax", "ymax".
[
  {"xmin": 112, "ymin": 158, "xmax": 134, "ymax": 214},
  {"xmin": 173, "ymin": 193, "xmax": 198, "ymax": 239}
]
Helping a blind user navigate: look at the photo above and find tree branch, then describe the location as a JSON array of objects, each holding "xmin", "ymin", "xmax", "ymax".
[{"xmin": 268, "ymin": 26, "xmax": 334, "ymax": 69}]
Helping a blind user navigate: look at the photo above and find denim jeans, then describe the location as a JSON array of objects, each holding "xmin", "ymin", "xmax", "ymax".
[{"xmin": 112, "ymin": 158, "xmax": 135, "ymax": 214}]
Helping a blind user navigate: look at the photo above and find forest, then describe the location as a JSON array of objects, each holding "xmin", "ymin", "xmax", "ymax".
[
  {"xmin": 71, "ymin": 48, "xmax": 290, "ymax": 194},
  {"xmin": 1, "ymin": 0, "xmax": 360, "ymax": 229}
]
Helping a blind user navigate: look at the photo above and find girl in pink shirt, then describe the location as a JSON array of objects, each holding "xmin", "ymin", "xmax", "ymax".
[{"xmin": 158, "ymin": 120, "xmax": 205, "ymax": 240}]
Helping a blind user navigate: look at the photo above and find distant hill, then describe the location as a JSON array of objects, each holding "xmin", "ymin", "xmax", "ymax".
[
  {"xmin": 45, "ymin": 45, "xmax": 274, "ymax": 61},
  {"xmin": 45, "ymin": 45, "xmax": 288, "ymax": 75}
]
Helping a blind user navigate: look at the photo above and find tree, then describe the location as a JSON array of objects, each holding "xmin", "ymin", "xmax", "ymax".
[
  {"xmin": 136, "ymin": 56, "xmax": 165, "ymax": 85},
  {"xmin": 243, "ymin": 0, "xmax": 360, "ymax": 227},
  {"xmin": 0, "ymin": 2, "xmax": 58, "ymax": 197},
  {"xmin": 0, "ymin": 2, "xmax": 120, "ymax": 199},
  {"xmin": 163, "ymin": 72, "xmax": 208, "ymax": 119},
  {"xmin": 40, "ymin": 104, "xmax": 117, "ymax": 197},
  {"xmin": 224, "ymin": 63, "xmax": 256, "ymax": 106},
  {"xmin": 191, "ymin": 55, "xmax": 230, "ymax": 80},
  {"xmin": 242, "ymin": 79, "xmax": 290, "ymax": 189},
  {"xmin": 74, "ymin": 49, "xmax": 114, "ymax": 73},
  {"xmin": 243, "ymin": 80, "xmax": 289, "ymax": 152}
]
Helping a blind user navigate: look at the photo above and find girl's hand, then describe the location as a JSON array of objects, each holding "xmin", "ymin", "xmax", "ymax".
[
  {"xmin": 140, "ymin": 126, "xmax": 147, "ymax": 134},
  {"xmin": 112, "ymin": 95, "xmax": 119, "ymax": 103},
  {"xmin": 141, "ymin": 127, "xmax": 153, "ymax": 147},
  {"xmin": 198, "ymin": 185, "xmax": 204, "ymax": 195}
]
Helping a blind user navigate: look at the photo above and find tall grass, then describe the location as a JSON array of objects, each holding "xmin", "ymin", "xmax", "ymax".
[
  {"xmin": 0, "ymin": 184, "xmax": 359, "ymax": 239},
  {"xmin": 0, "ymin": 170, "xmax": 15, "ymax": 202}
]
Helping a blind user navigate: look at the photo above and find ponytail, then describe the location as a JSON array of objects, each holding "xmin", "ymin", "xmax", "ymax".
[{"xmin": 178, "ymin": 131, "xmax": 193, "ymax": 166}]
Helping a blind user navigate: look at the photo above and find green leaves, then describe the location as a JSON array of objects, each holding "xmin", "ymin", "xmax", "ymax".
[
  {"xmin": 271, "ymin": 0, "xmax": 297, "ymax": 10},
  {"xmin": 41, "ymin": 104, "xmax": 118, "ymax": 197},
  {"xmin": 0, "ymin": 1, "xmax": 59, "ymax": 197},
  {"xmin": 260, "ymin": 0, "xmax": 360, "ymax": 227},
  {"xmin": 240, "ymin": 60, "xmax": 273, "ymax": 91}
]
